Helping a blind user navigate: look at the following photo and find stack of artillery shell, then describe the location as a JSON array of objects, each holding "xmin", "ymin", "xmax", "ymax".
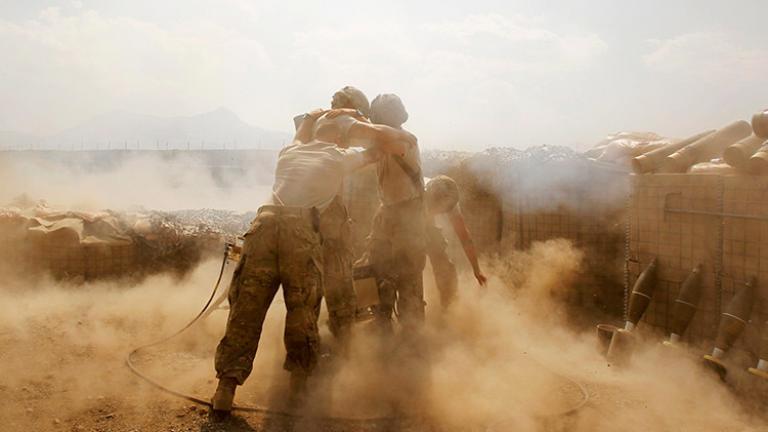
[
  {"xmin": 626, "ymin": 258, "xmax": 658, "ymax": 330},
  {"xmin": 748, "ymin": 320, "xmax": 768, "ymax": 380},
  {"xmin": 631, "ymin": 130, "xmax": 714, "ymax": 174},
  {"xmin": 665, "ymin": 265, "xmax": 704, "ymax": 345},
  {"xmin": 723, "ymin": 135, "xmax": 767, "ymax": 171},
  {"xmin": 660, "ymin": 121, "xmax": 752, "ymax": 173},
  {"xmin": 742, "ymin": 110, "xmax": 768, "ymax": 174},
  {"xmin": 703, "ymin": 276, "xmax": 757, "ymax": 379},
  {"xmin": 752, "ymin": 109, "xmax": 768, "ymax": 139},
  {"xmin": 747, "ymin": 142, "xmax": 768, "ymax": 175}
]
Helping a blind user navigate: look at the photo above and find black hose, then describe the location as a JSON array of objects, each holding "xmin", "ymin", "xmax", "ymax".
[
  {"xmin": 125, "ymin": 244, "xmax": 229, "ymax": 406},
  {"xmin": 124, "ymin": 245, "xmax": 395, "ymax": 423}
]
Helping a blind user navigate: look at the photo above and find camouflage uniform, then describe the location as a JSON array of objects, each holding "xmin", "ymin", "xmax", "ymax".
[
  {"xmin": 318, "ymin": 196, "xmax": 357, "ymax": 340},
  {"xmin": 369, "ymin": 198, "xmax": 427, "ymax": 331},
  {"xmin": 215, "ymin": 205, "xmax": 323, "ymax": 384},
  {"xmin": 425, "ymin": 222, "xmax": 458, "ymax": 308}
]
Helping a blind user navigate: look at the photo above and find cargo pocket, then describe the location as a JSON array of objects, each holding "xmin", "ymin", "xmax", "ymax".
[
  {"xmin": 227, "ymin": 254, "xmax": 248, "ymax": 305},
  {"xmin": 245, "ymin": 212, "xmax": 275, "ymax": 238},
  {"xmin": 283, "ymin": 256, "xmax": 322, "ymax": 372},
  {"xmin": 293, "ymin": 222, "xmax": 321, "ymax": 247},
  {"xmin": 340, "ymin": 217, "xmax": 355, "ymax": 259}
]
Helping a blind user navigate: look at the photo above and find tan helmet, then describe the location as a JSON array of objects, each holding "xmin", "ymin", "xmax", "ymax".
[
  {"xmin": 370, "ymin": 93, "xmax": 408, "ymax": 128},
  {"xmin": 331, "ymin": 86, "xmax": 370, "ymax": 118},
  {"xmin": 425, "ymin": 175, "xmax": 459, "ymax": 214}
]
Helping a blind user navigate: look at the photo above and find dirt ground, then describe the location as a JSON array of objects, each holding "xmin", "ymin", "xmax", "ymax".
[
  {"xmin": 1, "ymin": 243, "xmax": 767, "ymax": 432},
  {"xmin": 0, "ymin": 325, "xmax": 587, "ymax": 432}
]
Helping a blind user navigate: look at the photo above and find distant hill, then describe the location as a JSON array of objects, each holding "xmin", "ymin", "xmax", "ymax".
[{"xmin": 0, "ymin": 108, "xmax": 291, "ymax": 150}]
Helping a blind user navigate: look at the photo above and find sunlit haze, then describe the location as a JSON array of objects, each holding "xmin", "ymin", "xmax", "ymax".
[{"xmin": 1, "ymin": 0, "xmax": 767, "ymax": 150}]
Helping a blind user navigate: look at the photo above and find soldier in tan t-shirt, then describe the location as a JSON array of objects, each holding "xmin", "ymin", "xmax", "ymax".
[
  {"xmin": 365, "ymin": 94, "xmax": 428, "ymax": 335},
  {"xmin": 423, "ymin": 175, "xmax": 487, "ymax": 308}
]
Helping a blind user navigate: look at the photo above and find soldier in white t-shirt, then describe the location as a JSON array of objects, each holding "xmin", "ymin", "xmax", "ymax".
[{"xmin": 212, "ymin": 108, "xmax": 413, "ymax": 415}]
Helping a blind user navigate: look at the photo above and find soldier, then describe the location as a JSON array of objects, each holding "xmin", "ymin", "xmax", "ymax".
[
  {"xmin": 212, "ymin": 107, "xmax": 415, "ymax": 416},
  {"xmin": 365, "ymin": 93, "xmax": 427, "ymax": 334},
  {"xmin": 294, "ymin": 86, "xmax": 370, "ymax": 347},
  {"xmin": 423, "ymin": 175, "xmax": 487, "ymax": 308}
]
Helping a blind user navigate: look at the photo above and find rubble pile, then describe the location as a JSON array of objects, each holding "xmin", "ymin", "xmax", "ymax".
[
  {"xmin": 169, "ymin": 208, "xmax": 256, "ymax": 236},
  {"xmin": 461, "ymin": 144, "xmax": 597, "ymax": 194},
  {"xmin": 517, "ymin": 144, "xmax": 584, "ymax": 164},
  {"xmin": 466, "ymin": 144, "xmax": 584, "ymax": 172},
  {"xmin": 421, "ymin": 149, "xmax": 472, "ymax": 177}
]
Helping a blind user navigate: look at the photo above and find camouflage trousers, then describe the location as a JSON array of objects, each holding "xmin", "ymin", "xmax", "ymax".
[
  {"xmin": 425, "ymin": 223, "xmax": 458, "ymax": 308},
  {"xmin": 318, "ymin": 197, "xmax": 357, "ymax": 341},
  {"xmin": 215, "ymin": 206, "xmax": 323, "ymax": 384},
  {"xmin": 369, "ymin": 198, "xmax": 427, "ymax": 332}
]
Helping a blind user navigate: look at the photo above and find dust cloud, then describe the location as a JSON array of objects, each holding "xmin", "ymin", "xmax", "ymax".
[
  {"xmin": 0, "ymin": 261, "xmax": 229, "ymax": 404},
  {"xmin": 0, "ymin": 151, "xmax": 275, "ymax": 211},
  {"xmin": 0, "ymin": 150, "xmax": 764, "ymax": 431},
  {"xmin": 0, "ymin": 237, "xmax": 764, "ymax": 430},
  {"xmin": 318, "ymin": 239, "xmax": 762, "ymax": 431},
  {"xmin": 462, "ymin": 147, "xmax": 630, "ymax": 215}
]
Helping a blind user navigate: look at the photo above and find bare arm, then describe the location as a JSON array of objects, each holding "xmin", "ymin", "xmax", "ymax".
[
  {"xmin": 346, "ymin": 122, "xmax": 415, "ymax": 156},
  {"xmin": 447, "ymin": 206, "xmax": 487, "ymax": 286}
]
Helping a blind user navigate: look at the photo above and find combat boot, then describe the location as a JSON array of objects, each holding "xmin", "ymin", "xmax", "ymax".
[
  {"xmin": 211, "ymin": 377, "xmax": 238, "ymax": 414},
  {"xmin": 287, "ymin": 371, "xmax": 308, "ymax": 409}
]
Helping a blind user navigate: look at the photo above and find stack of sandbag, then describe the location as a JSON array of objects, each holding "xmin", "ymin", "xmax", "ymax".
[
  {"xmin": 630, "ymin": 110, "xmax": 768, "ymax": 175},
  {"xmin": 689, "ymin": 160, "xmax": 736, "ymax": 175},
  {"xmin": 585, "ymin": 132, "xmax": 674, "ymax": 168},
  {"xmin": 0, "ymin": 201, "xmax": 227, "ymax": 282}
]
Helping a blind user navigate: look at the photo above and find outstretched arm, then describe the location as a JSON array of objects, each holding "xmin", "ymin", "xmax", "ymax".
[
  {"xmin": 293, "ymin": 108, "xmax": 327, "ymax": 144},
  {"xmin": 447, "ymin": 206, "xmax": 487, "ymax": 286}
]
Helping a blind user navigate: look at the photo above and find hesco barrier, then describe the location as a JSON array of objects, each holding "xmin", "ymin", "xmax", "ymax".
[
  {"xmin": 628, "ymin": 174, "xmax": 768, "ymax": 357},
  {"xmin": 497, "ymin": 167, "xmax": 628, "ymax": 315},
  {"xmin": 34, "ymin": 241, "xmax": 137, "ymax": 280}
]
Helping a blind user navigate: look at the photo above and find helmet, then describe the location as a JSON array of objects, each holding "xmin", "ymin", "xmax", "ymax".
[
  {"xmin": 425, "ymin": 175, "xmax": 459, "ymax": 214},
  {"xmin": 370, "ymin": 93, "xmax": 408, "ymax": 128},
  {"xmin": 331, "ymin": 86, "xmax": 370, "ymax": 118}
]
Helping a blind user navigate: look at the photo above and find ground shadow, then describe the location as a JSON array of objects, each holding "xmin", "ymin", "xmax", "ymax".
[{"xmin": 199, "ymin": 413, "xmax": 261, "ymax": 432}]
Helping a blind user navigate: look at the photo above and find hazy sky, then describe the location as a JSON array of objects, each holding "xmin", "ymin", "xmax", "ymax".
[{"xmin": 1, "ymin": 0, "xmax": 766, "ymax": 150}]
